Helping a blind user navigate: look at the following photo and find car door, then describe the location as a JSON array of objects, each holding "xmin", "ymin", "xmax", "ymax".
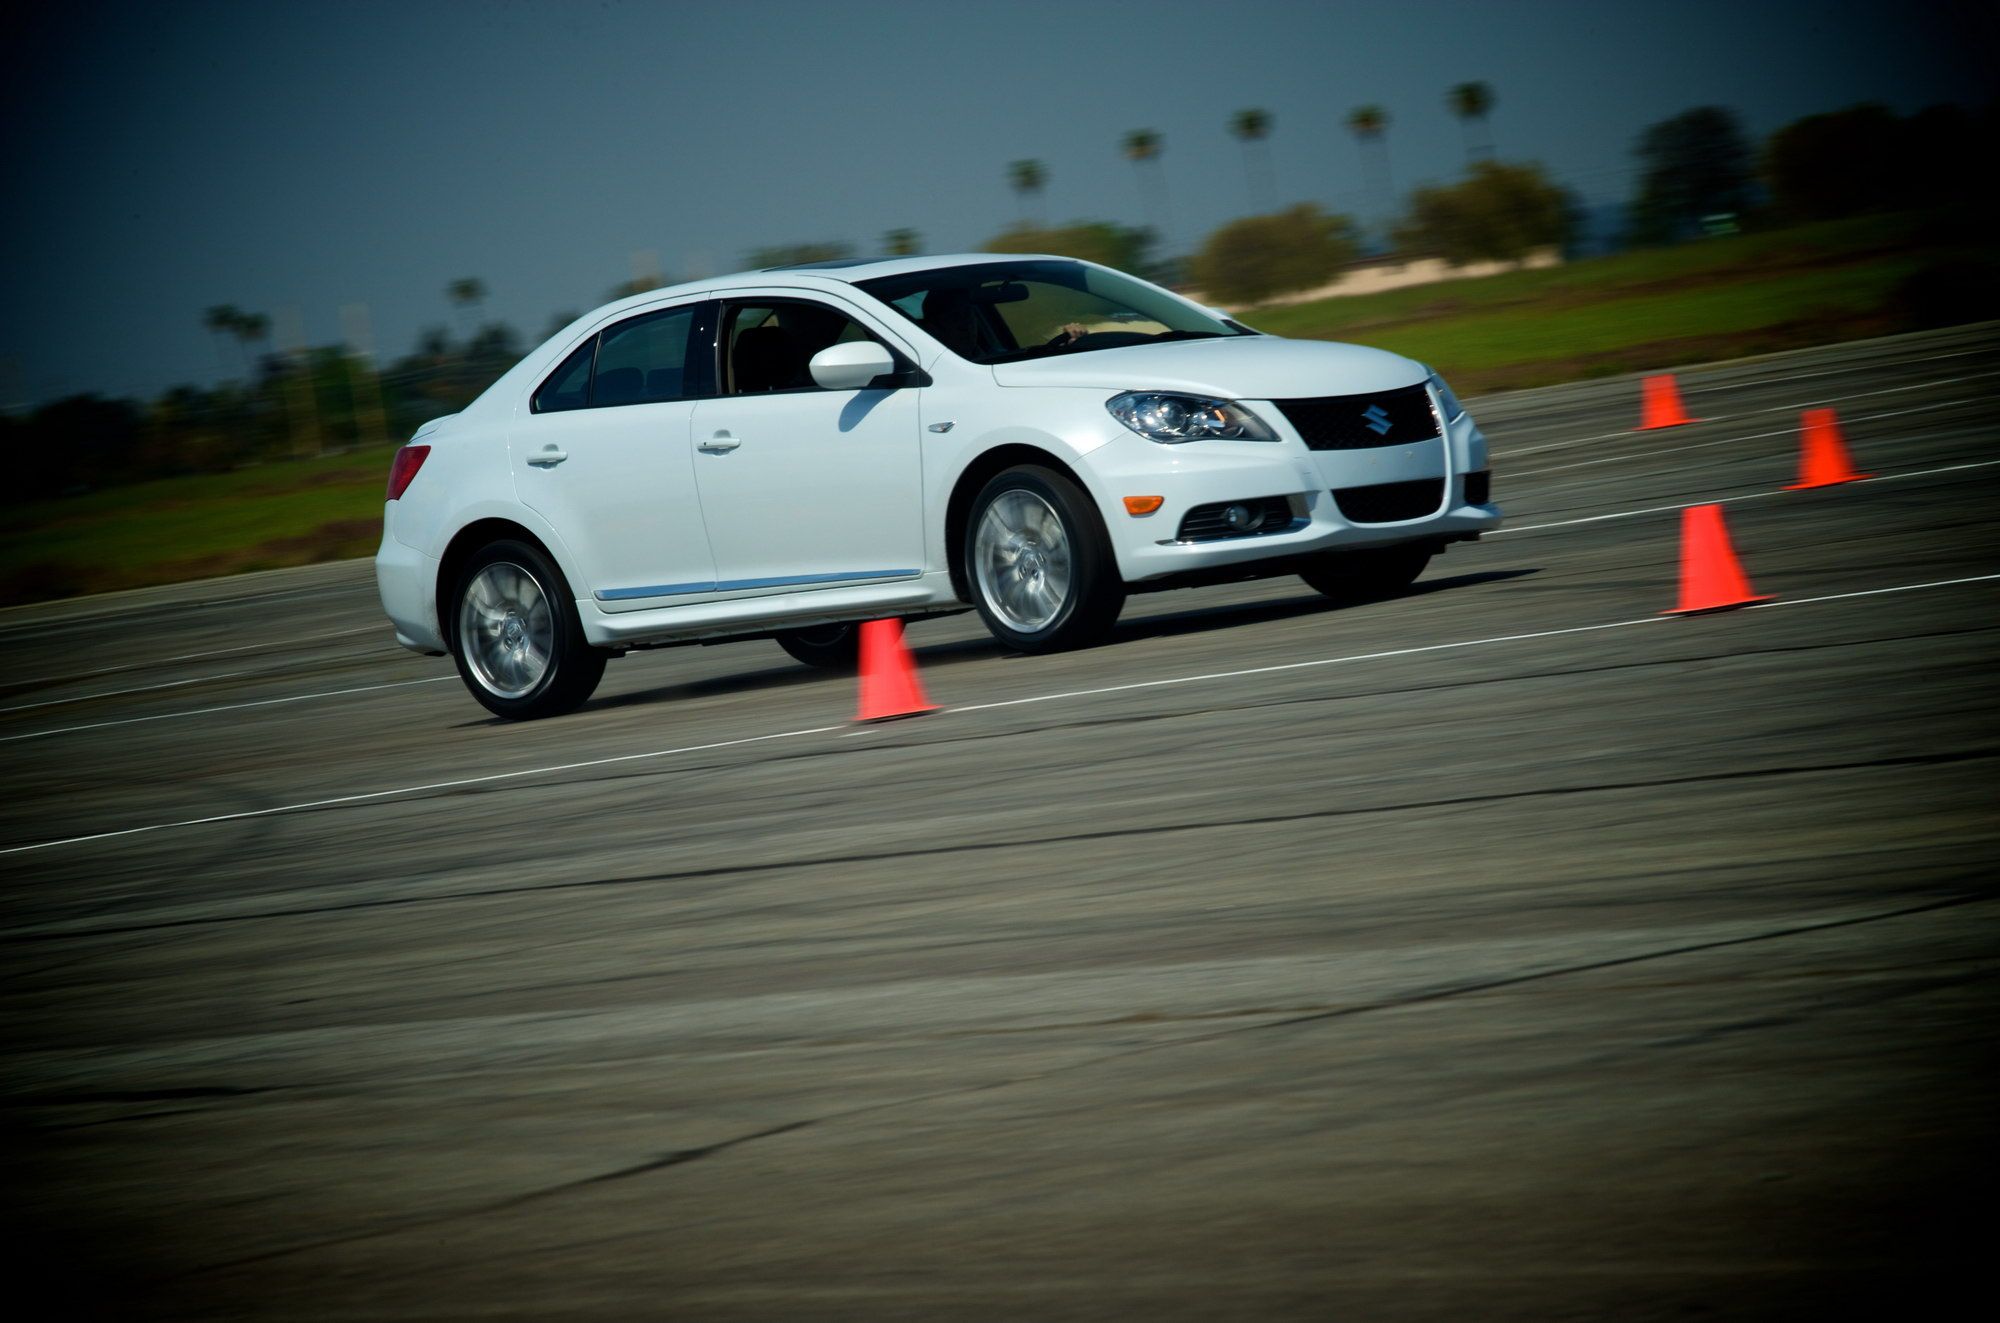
[
  {"xmin": 510, "ymin": 300, "xmax": 721, "ymax": 610},
  {"xmin": 689, "ymin": 296, "xmax": 924, "ymax": 593}
]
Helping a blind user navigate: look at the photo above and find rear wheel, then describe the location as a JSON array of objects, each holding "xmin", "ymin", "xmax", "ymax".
[
  {"xmin": 450, "ymin": 539, "xmax": 606, "ymax": 719},
  {"xmin": 774, "ymin": 622, "xmax": 861, "ymax": 671},
  {"xmin": 964, "ymin": 465, "xmax": 1124, "ymax": 652},
  {"xmin": 1299, "ymin": 543, "xmax": 1433, "ymax": 602}
]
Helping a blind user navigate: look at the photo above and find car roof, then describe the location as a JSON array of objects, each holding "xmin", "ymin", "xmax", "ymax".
[
  {"xmin": 585, "ymin": 253, "xmax": 1081, "ymax": 321},
  {"xmin": 757, "ymin": 252, "xmax": 1074, "ymax": 280}
]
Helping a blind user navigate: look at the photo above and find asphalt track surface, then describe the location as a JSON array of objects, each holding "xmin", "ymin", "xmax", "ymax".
[{"xmin": 3, "ymin": 323, "xmax": 1997, "ymax": 1320}]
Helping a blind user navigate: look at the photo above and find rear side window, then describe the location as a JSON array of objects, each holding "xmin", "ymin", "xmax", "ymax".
[
  {"xmin": 594, "ymin": 306, "xmax": 699, "ymax": 406},
  {"xmin": 532, "ymin": 341, "xmax": 594, "ymax": 413},
  {"xmin": 530, "ymin": 303, "xmax": 706, "ymax": 413}
]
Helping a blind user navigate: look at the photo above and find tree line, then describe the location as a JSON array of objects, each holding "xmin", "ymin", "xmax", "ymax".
[
  {"xmin": 991, "ymin": 96, "xmax": 1991, "ymax": 302},
  {"xmin": 6, "ymin": 300, "xmax": 531, "ymax": 503}
]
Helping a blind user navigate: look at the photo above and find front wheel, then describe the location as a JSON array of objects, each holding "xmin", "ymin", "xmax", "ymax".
[
  {"xmin": 1299, "ymin": 543, "xmax": 1433, "ymax": 603},
  {"xmin": 451, "ymin": 539, "xmax": 606, "ymax": 720},
  {"xmin": 964, "ymin": 465, "xmax": 1124, "ymax": 652}
]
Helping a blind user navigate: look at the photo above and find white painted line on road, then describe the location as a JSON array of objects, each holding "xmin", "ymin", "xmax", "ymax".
[
  {"xmin": 9, "ymin": 570, "xmax": 1996, "ymax": 857},
  {"xmin": 1679, "ymin": 346, "xmax": 2000, "ymax": 395},
  {"xmin": 0, "ymin": 676, "xmax": 455, "ymax": 745},
  {"xmin": 949, "ymin": 616, "xmax": 1670, "ymax": 716},
  {"xmin": 1738, "ymin": 366, "xmax": 2000, "ymax": 414},
  {"xmin": 11, "ymin": 625, "xmax": 384, "ymax": 688},
  {"xmin": 1747, "ymin": 573, "xmax": 2000, "ymax": 610},
  {"xmin": 1504, "ymin": 426, "xmax": 1646, "ymax": 457},
  {"xmin": 1498, "ymin": 367, "xmax": 2000, "ymax": 460},
  {"xmin": 0, "ymin": 670, "xmax": 252, "ymax": 715},
  {"xmin": 0, "ymin": 582, "xmax": 359, "ymax": 639},
  {"xmin": 1508, "ymin": 398, "xmax": 1981, "ymax": 479},
  {"xmin": 1491, "ymin": 460, "xmax": 2000, "ymax": 535},
  {"xmin": 0, "ymin": 724, "xmax": 846, "ymax": 856}
]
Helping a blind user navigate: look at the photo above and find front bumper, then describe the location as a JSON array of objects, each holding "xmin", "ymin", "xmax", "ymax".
[{"xmin": 1087, "ymin": 405, "xmax": 1500, "ymax": 583}]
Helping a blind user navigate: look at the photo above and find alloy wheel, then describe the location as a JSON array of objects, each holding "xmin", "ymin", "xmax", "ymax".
[{"xmin": 973, "ymin": 489, "xmax": 1074, "ymax": 633}]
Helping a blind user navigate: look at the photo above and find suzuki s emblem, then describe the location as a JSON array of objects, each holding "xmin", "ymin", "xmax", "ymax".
[{"xmin": 1361, "ymin": 404, "xmax": 1392, "ymax": 436}]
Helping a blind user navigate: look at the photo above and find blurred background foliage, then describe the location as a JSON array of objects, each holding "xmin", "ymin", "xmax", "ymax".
[
  {"xmin": 1395, "ymin": 162, "xmax": 1573, "ymax": 266},
  {"xmin": 985, "ymin": 221, "xmax": 1157, "ymax": 278},
  {"xmin": 1190, "ymin": 206, "xmax": 1360, "ymax": 305}
]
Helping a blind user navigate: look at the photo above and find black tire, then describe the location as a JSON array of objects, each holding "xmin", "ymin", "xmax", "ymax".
[
  {"xmin": 1299, "ymin": 543, "xmax": 1433, "ymax": 603},
  {"xmin": 774, "ymin": 622, "xmax": 861, "ymax": 672},
  {"xmin": 963, "ymin": 465, "xmax": 1125, "ymax": 652},
  {"xmin": 449, "ymin": 539, "xmax": 606, "ymax": 720}
]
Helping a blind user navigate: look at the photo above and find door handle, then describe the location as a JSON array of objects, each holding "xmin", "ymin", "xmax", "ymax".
[
  {"xmin": 699, "ymin": 432, "xmax": 741, "ymax": 453},
  {"xmin": 526, "ymin": 445, "xmax": 567, "ymax": 467}
]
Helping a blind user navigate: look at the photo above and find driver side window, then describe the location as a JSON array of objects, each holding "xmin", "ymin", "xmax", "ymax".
[{"xmin": 723, "ymin": 300, "xmax": 878, "ymax": 394}]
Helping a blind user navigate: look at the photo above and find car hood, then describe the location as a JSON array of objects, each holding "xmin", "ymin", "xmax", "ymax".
[{"xmin": 990, "ymin": 335, "xmax": 1424, "ymax": 399}]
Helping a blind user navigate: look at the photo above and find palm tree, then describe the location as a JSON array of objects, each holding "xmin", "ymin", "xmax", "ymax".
[
  {"xmin": 1121, "ymin": 129, "xmax": 1172, "ymax": 247},
  {"xmin": 1007, "ymin": 159, "xmax": 1047, "ymax": 224},
  {"xmin": 1346, "ymin": 104, "xmax": 1393, "ymax": 221},
  {"xmin": 203, "ymin": 304, "xmax": 243, "ymax": 375},
  {"xmin": 231, "ymin": 311, "xmax": 271, "ymax": 377},
  {"xmin": 446, "ymin": 277, "xmax": 486, "ymax": 339},
  {"xmin": 1448, "ymin": 81, "xmax": 1495, "ymax": 164},
  {"xmin": 883, "ymin": 228, "xmax": 921, "ymax": 257},
  {"xmin": 1229, "ymin": 108, "xmax": 1275, "ymax": 212}
]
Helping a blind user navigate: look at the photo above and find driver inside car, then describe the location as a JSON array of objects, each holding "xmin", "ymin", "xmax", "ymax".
[
  {"xmin": 920, "ymin": 285, "xmax": 1092, "ymax": 356},
  {"xmin": 918, "ymin": 287, "xmax": 1002, "ymax": 358}
]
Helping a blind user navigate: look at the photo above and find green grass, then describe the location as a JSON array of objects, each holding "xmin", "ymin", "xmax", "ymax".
[
  {"xmin": 2, "ymin": 213, "xmax": 1985, "ymax": 607},
  {"xmin": 1246, "ymin": 213, "xmax": 1974, "ymax": 392},
  {"xmin": 1, "ymin": 448, "xmax": 394, "ymax": 604},
  {"xmin": 1299, "ymin": 257, "xmax": 1922, "ymax": 377}
]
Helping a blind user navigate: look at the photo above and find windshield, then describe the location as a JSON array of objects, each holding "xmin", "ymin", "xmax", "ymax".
[{"xmin": 855, "ymin": 260, "xmax": 1250, "ymax": 365}]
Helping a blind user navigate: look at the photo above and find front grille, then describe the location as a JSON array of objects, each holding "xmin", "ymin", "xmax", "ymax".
[
  {"xmin": 1175, "ymin": 496, "xmax": 1296, "ymax": 542},
  {"xmin": 1463, "ymin": 470, "xmax": 1491, "ymax": 505},
  {"xmin": 1334, "ymin": 478, "xmax": 1445, "ymax": 523},
  {"xmin": 1273, "ymin": 382, "xmax": 1440, "ymax": 450}
]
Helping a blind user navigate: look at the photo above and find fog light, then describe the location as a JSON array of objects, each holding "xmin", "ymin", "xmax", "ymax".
[{"xmin": 1223, "ymin": 503, "xmax": 1262, "ymax": 531}]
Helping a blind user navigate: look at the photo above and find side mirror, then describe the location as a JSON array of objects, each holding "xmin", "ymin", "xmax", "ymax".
[{"xmin": 809, "ymin": 341, "xmax": 897, "ymax": 390}]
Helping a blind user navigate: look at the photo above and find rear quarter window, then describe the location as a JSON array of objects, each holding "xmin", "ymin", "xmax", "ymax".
[{"xmin": 532, "ymin": 341, "xmax": 594, "ymax": 413}]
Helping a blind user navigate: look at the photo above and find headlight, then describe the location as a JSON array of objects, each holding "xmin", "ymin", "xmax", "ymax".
[
  {"xmin": 1106, "ymin": 391, "xmax": 1277, "ymax": 443},
  {"xmin": 1426, "ymin": 369, "xmax": 1466, "ymax": 423}
]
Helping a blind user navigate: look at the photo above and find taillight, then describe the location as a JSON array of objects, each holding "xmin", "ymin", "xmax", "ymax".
[{"xmin": 386, "ymin": 444, "xmax": 430, "ymax": 500}]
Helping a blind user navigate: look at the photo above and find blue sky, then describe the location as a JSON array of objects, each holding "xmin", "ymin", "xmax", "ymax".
[{"xmin": 2, "ymin": 0, "xmax": 1990, "ymax": 406}]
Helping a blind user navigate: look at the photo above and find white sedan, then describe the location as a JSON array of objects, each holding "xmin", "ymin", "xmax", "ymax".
[{"xmin": 376, "ymin": 253, "xmax": 1500, "ymax": 718}]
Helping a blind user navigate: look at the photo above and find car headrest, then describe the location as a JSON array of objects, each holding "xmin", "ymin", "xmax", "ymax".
[{"xmin": 733, "ymin": 326, "xmax": 805, "ymax": 392}]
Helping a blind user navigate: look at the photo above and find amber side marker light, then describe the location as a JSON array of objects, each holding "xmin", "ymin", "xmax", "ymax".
[
  {"xmin": 1123, "ymin": 495, "xmax": 1164, "ymax": 516},
  {"xmin": 386, "ymin": 444, "xmax": 431, "ymax": 500}
]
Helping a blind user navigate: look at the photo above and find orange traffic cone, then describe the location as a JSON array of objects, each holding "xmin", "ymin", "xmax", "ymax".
[
  {"xmin": 1786, "ymin": 408, "xmax": 1872, "ymax": 489},
  {"xmin": 1639, "ymin": 374, "xmax": 1698, "ymax": 429},
  {"xmin": 1664, "ymin": 504, "xmax": 1772, "ymax": 615},
  {"xmin": 855, "ymin": 619, "xmax": 935, "ymax": 722}
]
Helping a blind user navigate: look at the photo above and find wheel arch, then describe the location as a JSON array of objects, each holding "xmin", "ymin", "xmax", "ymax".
[
  {"xmin": 943, "ymin": 444, "xmax": 1094, "ymax": 603},
  {"xmin": 436, "ymin": 518, "xmax": 574, "ymax": 649}
]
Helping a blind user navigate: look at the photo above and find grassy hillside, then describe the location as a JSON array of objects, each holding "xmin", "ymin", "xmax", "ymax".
[
  {"xmin": 1, "ymin": 450, "xmax": 391, "ymax": 605},
  {"xmin": 1247, "ymin": 213, "xmax": 1984, "ymax": 392}
]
